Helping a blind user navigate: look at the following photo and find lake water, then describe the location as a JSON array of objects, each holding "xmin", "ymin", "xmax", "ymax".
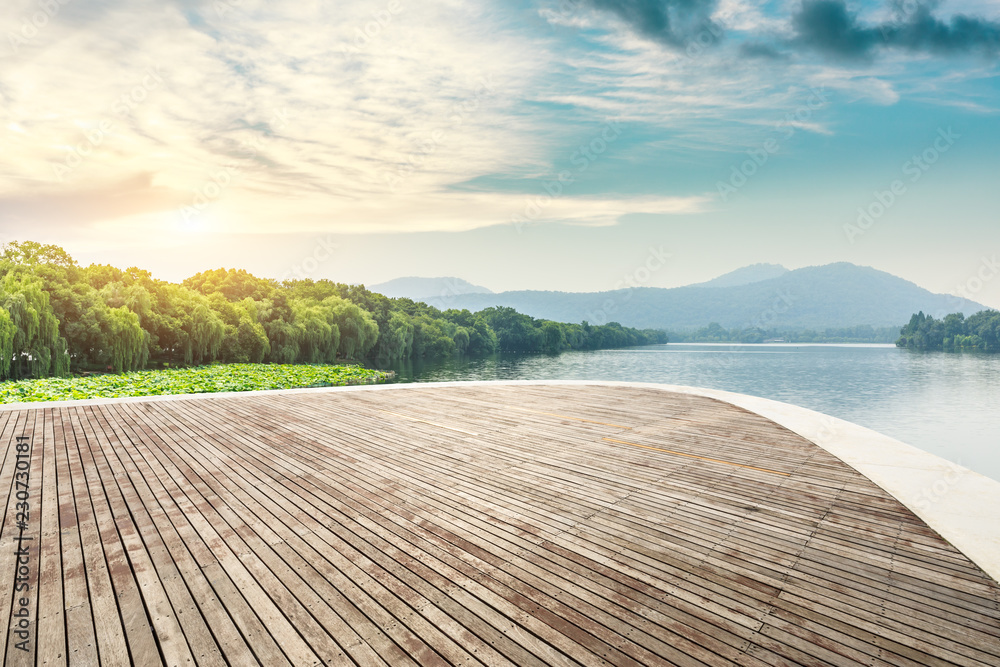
[{"xmin": 380, "ymin": 344, "xmax": 1000, "ymax": 482}]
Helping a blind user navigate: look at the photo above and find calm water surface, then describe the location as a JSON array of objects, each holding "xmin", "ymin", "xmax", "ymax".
[{"xmin": 381, "ymin": 344, "xmax": 1000, "ymax": 482}]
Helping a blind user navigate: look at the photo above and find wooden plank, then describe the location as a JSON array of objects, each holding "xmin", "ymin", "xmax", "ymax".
[
  {"xmin": 177, "ymin": 396, "xmax": 612, "ymax": 664},
  {"xmin": 152, "ymin": 398, "xmax": 499, "ymax": 667},
  {"xmin": 104, "ymin": 404, "xmax": 307, "ymax": 667},
  {"xmin": 195, "ymin": 396, "xmax": 812, "ymax": 664},
  {"xmin": 5, "ymin": 410, "xmax": 41, "ymax": 667},
  {"xmin": 246, "ymin": 388, "xmax": 1000, "ymax": 664},
  {"xmin": 270, "ymin": 422, "xmax": 768, "ymax": 665},
  {"xmin": 0, "ymin": 410, "xmax": 25, "ymax": 664},
  {"xmin": 138, "ymin": 402, "xmax": 423, "ymax": 665},
  {"xmin": 36, "ymin": 408, "xmax": 67, "ymax": 666},
  {"xmin": 51, "ymin": 409, "xmax": 100, "ymax": 666},
  {"xmin": 62, "ymin": 407, "xmax": 136, "ymax": 665},
  {"xmin": 72, "ymin": 405, "xmax": 190, "ymax": 666},
  {"xmin": 104, "ymin": 401, "xmax": 256, "ymax": 666},
  {"xmin": 98, "ymin": 402, "xmax": 266, "ymax": 666},
  {"xmin": 0, "ymin": 384, "xmax": 997, "ymax": 666},
  {"xmin": 87, "ymin": 404, "xmax": 228, "ymax": 667}
]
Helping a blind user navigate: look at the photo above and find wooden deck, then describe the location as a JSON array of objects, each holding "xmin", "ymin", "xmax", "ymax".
[{"xmin": 0, "ymin": 383, "xmax": 998, "ymax": 666}]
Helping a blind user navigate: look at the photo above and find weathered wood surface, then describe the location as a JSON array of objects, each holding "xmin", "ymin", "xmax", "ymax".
[{"xmin": 0, "ymin": 384, "xmax": 997, "ymax": 665}]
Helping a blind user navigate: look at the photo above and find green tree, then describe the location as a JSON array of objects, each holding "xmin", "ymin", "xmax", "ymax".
[
  {"xmin": 82, "ymin": 263, "xmax": 124, "ymax": 290},
  {"xmin": 325, "ymin": 297, "xmax": 378, "ymax": 359},
  {"xmin": 443, "ymin": 310, "xmax": 497, "ymax": 355},
  {"xmin": 0, "ymin": 309, "xmax": 14, "ymax": 378},
  {"xmin": 107, "ymin": 306, "xmax": 149, "ymax": 372},
  {"xmin": 0, "ymin": 240, "xmax": 674, "ymax": 381},
  {"xmin": 234, "ymin": 314, "xmax": 270, "ymax": 363},
  {"xmin": 898, "ymin": 309, "xmax": 1000, "ymax": 352},
  {"xmin": 1, "ymin": 240, "xmax": 77, "ymax": 268},
  {"xmin": 183, "ymin": 302, "xmax": 226, "ymax": 364},
  {"xmin": 453, "ymin": 327, "xmax": 470, "ymax": 355},
  {"xmin": 291, "ymin": 301, "xmax": 340, "ymax": 363},
  {"xmin": 966, "ymin": 310, "xmax": 1000, "ymax": 351},
  {"xmin": 480, "ymin": 306, "xmax": 544, "ymax": 353},
  {"xmin": 184, "ymin": 267, "xmax": 276, "ymax": 301},
  {"xmin": 541, "ymin": 321, "xmax": 566, "ymax": 353},
  {"xmin": 412, "ymin": 315, "xmax": 457, "ymax": 358},
  {"xmin": 0, "ymin": 272, "xmax": 69, "ymax": 379},
  {"xmin": 376, "ymin": 312, "xmax": 415, "ymax": 361}
]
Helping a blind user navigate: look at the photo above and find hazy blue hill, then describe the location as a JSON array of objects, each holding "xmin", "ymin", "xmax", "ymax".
[
  {"xmin": 691, "ymin": 263, "xmax": 788, "ymax": 288},
  {"xmin": 428, "ymin": 263, "xmax": 986, "ymax": 330},
  {"xmin": 369, "ymin": 276, "xmax": 494, "ymax": 301}
]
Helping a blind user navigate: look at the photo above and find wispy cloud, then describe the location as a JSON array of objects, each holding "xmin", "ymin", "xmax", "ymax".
[
  {"xmin": 0, "ymin": 0, "xmax": 997, "ymax": 253},
  {"xmin": 0, "ymin": 0, "xmax": 718, "ymax": 242}
]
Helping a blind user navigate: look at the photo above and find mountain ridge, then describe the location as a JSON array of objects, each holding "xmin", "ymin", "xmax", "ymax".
[
  {"xmin": 690, "ymin": 263, "xmax": 789, "ymax": 288},
  {"xmin": 395, "ymin": 263, "xmax": 987, "ymax": 331},
  {"xmin": 369, "ymin": 276, "xmax": 494, "ymax": 302}
]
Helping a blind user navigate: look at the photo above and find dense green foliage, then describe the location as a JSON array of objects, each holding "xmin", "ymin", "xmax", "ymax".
[
  {"xmin": 896, "ymin": 310, "xmax": 1000, "ymax": 351},
  {"xmin": 0, "ymin": 241, "xmax": 665, "ymax": 381},
  {"xmin": 0, "ymin": 364, "xmax": 389, "ymax": 403},
  {"xmin": 670, "ymin": 323, "xmax": 900, "ymax": 344}
]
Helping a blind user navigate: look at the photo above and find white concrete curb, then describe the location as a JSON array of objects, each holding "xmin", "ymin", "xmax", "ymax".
[{"xmin": 4, "ymin": 379, "xmax": 998, "ymax": 584}]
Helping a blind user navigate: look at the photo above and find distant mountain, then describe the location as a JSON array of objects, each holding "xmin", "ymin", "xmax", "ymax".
[
  {"xmin": 418, "ymin": 263, "xmax": 987, "ymax": 331},
  {"xmin": 691, "ymin": 263, "xmax": 788, "ymax": 288},
  {"xmin": 370, "ymin": 276, "xmax": 494, "ymax": 309}
]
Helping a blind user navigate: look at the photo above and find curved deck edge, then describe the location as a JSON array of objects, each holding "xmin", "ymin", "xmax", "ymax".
[{"xmin": 4, "ymin": 379, "xmax": 998, "ymax": 584}]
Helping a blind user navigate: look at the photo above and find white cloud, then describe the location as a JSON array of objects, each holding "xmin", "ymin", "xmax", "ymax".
[
  {"xmin": 2, "ymin": 0, "xmax": 713, "ymax": 243},
  {"xmin": 0, "ymin": 0, "xmax": 561, "ymax": 236},
  {"xmin": 0, "ymin": 0, "xmax": 993, "ymax": 252},
  {"xmin": 712, "ymin": 0, "xmax": 787, "ymax": 34}
]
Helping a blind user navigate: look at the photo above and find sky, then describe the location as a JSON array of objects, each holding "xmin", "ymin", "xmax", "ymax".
[{"xmin": 1, "ymin": 0, "xmax": 999, "ymax": 307}]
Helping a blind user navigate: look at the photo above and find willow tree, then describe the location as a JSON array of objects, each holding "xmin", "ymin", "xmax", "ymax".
[
  {"xmin": 376, "ymin": 312, "xmax": 414, "ymax": 362},
  {"xmin": 262, "ymin": 318, "xmax": 300, "ymax": 363},
  {"xmin": 107, "ymin": 306, "xmax": 149, "ymax": 372},
  {"xmin": 0, "ymin": 309, "xmax": 14, "ymax": 378},
  {"xmin": 183, "ymin": 302, "xmax": 225, "ymax": 365},
  {"xmin": 453, "ymin": 327, "xmax": 470, "ymax": 355},
  {"xmin": 0, "ymin": 271, "xmax": 69, "ymax": 379},
  {"xmin": 291, "ymin": 301, "xmax": 339, "ymax": 363},
  {"xmin": 232, "ymin": 313, "xmax": 270, "ymax": 363},
  {"xmin": 257, "ymin": 297, "xmax": 299, "ymax": 363},
  {"xmin": 324, "ymin": 296, "xmax": 378, "ymax": 360}
]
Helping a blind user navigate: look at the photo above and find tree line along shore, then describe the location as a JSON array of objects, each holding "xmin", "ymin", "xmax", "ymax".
[
  {"xmin": 0, "ymin": 241, "xmax": 666, "ymax": 381},
  {"xmin": 896, "ymin": 310, "xmax": 1000, "ymax": 351}
]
